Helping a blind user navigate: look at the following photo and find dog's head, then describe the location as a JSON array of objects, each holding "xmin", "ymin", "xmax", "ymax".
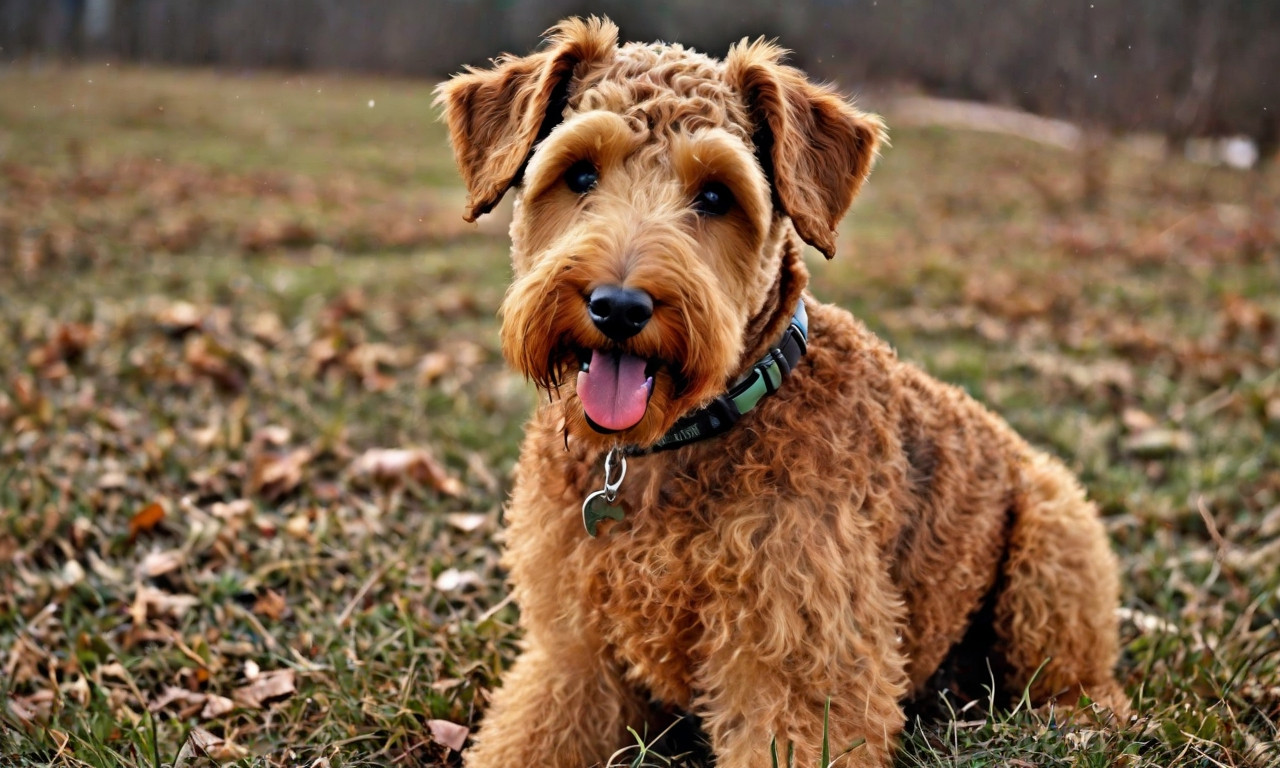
[{"xmin": 437, "ymin": 17, "xmax": 883, "ymax": 448}]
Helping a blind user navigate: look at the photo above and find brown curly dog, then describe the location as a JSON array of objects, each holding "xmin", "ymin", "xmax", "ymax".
[{"xmin": 437, "ymin": 17, "xmax": 1128, "ymax": 768}]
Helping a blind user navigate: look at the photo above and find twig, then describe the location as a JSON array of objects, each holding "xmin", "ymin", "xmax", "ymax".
[
  {"xmin": 1196, "ymin": 495, "xmax": 1228, "ymax": 561},
  {"xmin": 337, "ymin": 561, "xmax": 392, "ymax": 628},
  {"xmin": 476, "ymin": 592, "xmax": 515, "ymax": 624}
]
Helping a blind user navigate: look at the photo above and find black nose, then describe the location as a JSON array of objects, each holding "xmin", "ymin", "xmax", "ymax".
[{"xmin": 587, "ymin": 285, "xmax": 653, "ymax": 342}]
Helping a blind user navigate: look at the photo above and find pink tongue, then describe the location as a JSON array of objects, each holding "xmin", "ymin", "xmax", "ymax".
[{"xmin": 577, "ymin": 350, "xmax": 652, "ymax": 431}]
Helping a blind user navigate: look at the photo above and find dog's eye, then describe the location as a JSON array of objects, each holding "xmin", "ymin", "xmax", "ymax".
[
  {"xmin": 564, "ymin": 161, "xmax": 599, "ymax": 194},
  {"xmin": 693, "ymin": 182, "xmax": 734, "ymax": 216}
]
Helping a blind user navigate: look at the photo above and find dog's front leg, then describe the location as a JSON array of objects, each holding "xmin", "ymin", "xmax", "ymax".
[
  {"xmin": 693, "ymin": 528, "xmax": 909, "ymax": 768},
  {"xmin": 464, "ymin": 640, "xmax": 646, "ymax": 768}
]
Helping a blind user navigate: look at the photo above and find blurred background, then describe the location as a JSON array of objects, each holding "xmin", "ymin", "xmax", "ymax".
[
  {"xmin": 1, "ymin": 3, "xmax": 1277, "ymax": 767},
  {"xmin": 3, "ymin": 0, "xmax": 1278, "ymax": 161}
]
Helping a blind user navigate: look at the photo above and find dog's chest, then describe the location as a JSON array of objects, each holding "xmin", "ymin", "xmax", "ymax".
[{"xmin": 579, "ymin": 486, "xmax": 717, "ymax": 707}]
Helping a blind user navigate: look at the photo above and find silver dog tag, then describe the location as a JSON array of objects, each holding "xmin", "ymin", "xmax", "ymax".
[
  {"xmin": 582, "ymin": 447, "xmax": 628, "ymax": 537},
  {"xmin": 582, "ymin": 490, "xmax": 625, "ymax": 537}
]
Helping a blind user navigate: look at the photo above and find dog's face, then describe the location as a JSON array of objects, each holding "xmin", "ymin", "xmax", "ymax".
[{"xmin": 437, "ymin": 17, "xmax": 883, "ymax": 448}]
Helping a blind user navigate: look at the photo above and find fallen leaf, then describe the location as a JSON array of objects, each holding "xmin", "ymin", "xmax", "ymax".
[
  {"xmin": 427, "ymin": 719, "xmax": 470, "ymax": 752},
  {"xmin": 1120, "ymin": 408, "xmax": 1158, "ymax": 433},
  {"xmin": 130, "ymin": 586, "xmax": 200, "ymax": 624},
  {"xmin": 176, "ymin": 726, "xmax": 249, "ymax": 764},
  {"xmin": 156, "ymin": 301, "xmax": 203, "ymax": 335},
  {"xmin": 284, "ymin": 512, "xmax": 311, "ymax": 540},
  {"xmin": 445, "ymin": 512, "xmax": 488, "ymax": 533},
  {"xmin": 253, "ymin": 589, "xmax": 288, "ymax": 620},
  {"xmin": 233, "ymin": 668, "xmax": 295, "ymax": 709},
  {"xmin": 88, "ymin": 551, "xmax": 126, "ymax": 583},
  {"xmin": 149, "ymin": 686, "xmax": 205, "ymax": 714},
  {"xmin": 210, "ymin": 499, "xmax": 253, "ymax": 519},
  {"xmin": 98, "ymin": 471, "xmax": 129, "ymax": 490},
  {"xmin": 417, "ymin": 351, "xmax": 451, "ymax": 386},
  {"xmin": 28, "ymin": 322, "xmax": 94, "ymax": 371},
  {"xmin": 200, "ymin": 694, "xmax": 235, "ymax": 719},
  {"xmin": 59, "ymin": 559, "xmax": 86, "ymax": 587},
  {"xmin": 1122, "ymin": 429, "xmax": 1194, "ymax": 458},
  {"xmin": 239, "ymin": 217, "xmax": 315, "ymax": 253},
  {"xmin": 349, "ymin": 447, "xmax": 463, "ymax": 496},
  {"xmin": 247, "ymin": 447, "xmax": 312, "ymax": 500},
  {"xmin": 7, "ymin": 691, "xmax": 54, "ymax": 723},
  {"xmin": 247, "ymin": 311, "xmax": 286, "ymax": 344},
  {"xmin": 256, "ymin": 425, "xmax": 292, "ymax": 446},
  {"xmin": 136, "ymin": 549, "xmax": 185, "ymax": 578},
  {"xmin": 129, "ymin": 501, "xmax": 166, "ymax": 541},
  {"xmin": 1260, "ymin": 506, "xmax": 1280, "ymax": 538},
  {"xmin": 434, "ymin": 568, "xmax": 481, "ymax": 593},
  {"xmin": 185, "ymin": 336, "xmax": 249, "ymax": 393}
]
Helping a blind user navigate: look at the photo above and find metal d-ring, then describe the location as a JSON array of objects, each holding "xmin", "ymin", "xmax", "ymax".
[{"xmin": 602, "ymin": 446, "xmax": 627, "ymax": 502}]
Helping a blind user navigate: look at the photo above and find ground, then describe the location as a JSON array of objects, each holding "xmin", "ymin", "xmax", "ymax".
[{"xmin": 0, "ymin": 65, "xmax": 1277, "ymax": 767}]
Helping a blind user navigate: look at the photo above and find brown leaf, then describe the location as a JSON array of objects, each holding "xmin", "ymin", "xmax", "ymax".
[
  {"xmin": 129, "ymin": 501, "xmax": 166, "ymax": 541},
  {"xmin": 185, "ymin": 336, "xmax": 249, "ymax": 393},
  {"xmin": 200, "ymin": 694, "xmax": 235, "ymax": 719},
  {"xmin": 1122, "ymin": 429, "xmax": 1194, "ymax": 458},
  {"xmin": 232, "ymin": 668, "xmax": 296, "ymax": 709},
  {"xmin": 416, "ymin": 351, "xmax": 451, "ymax": 386},
  {"xmin": 149, "ymin": 686, "xmax": 205, "ymax": 714},
  {"xmin": 247, "ymin": 447, "xmax": 312, "ymax": 500},
  {"xmin": 1121, "ymin": 408, "xmax": 1158, "ymax": 433},
  {"xmin": 246, "ymin": 310, "xmax": 286, "ymax": 345},
  {"xmin": 7, "ymin": 691, "xmax": 54, "ymax": 723},
  {"xmin": 284, "ymin": 511, "xmax": 312, "ymax": 539},
  {"xmin": 155, "ymin": 301, "xmax": 203, "ymax": 335},
  {"xmin": 427, "ymin": 719, "xmax": 470, "ymax": 752},
  {"xmin": 28, "ymin": 322, "xmax": 94, "ymax": 371},
  {"xmin": 256, "ymin": 425, "xmax": 292, "ymax": 446},
  {"xmin": 1222, "ymin": 293, "xmax": 1275, "ymax": 342},
  {"xmin": 239, "ymin": 217, "xmax": 315, "ymax": 253},
  {"xmin": 98, "ymin": 471, "xmax": 129, "ymax": 490},
  {"xmin": 130, "ymin": 586, "xmax": 200, "ymax": 624},
  {"xmin": 177, "ymin": 726, "xmax": 249, "ymax": 763},
  {"xmin": 136, "ymin": 549, "xmax": 185, "ymax": 578},
  {"xmin": 210, "ymin": 499, "xmax": 254, "ymax": 519},
  {"xmin": 252, "ymin": 589, "xmax": 288, "ymax": 621},
  {"xmin": 349, "ymin": 448, "xmax": 463, "ymax": 496}
]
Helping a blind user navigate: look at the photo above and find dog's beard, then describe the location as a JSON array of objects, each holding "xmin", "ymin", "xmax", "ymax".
[
  {"xmin": 500, "ymin": 233, "xmax": 745, "ymax": 447},
  {"xmin": 504, "ymin": 295, "xmax": 736, "ymax": 448}
]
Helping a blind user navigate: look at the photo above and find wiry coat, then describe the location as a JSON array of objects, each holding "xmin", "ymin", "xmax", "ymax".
[{"xmin": 437, "ymin": 17, "xmax": 1126, "ymax": 768}]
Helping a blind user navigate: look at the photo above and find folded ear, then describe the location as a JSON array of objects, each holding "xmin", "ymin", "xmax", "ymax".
[
  {"xmin": 434, "ymin": 17, "xmax": 617, "ymax": 221},
  {"xmin": 726, "ymin": 39, "xmax": 885, "ymax": 259}
]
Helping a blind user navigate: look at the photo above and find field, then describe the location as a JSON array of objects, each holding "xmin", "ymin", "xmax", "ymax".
[{"xmin": 1, "ymin": 65, "xmax": 1278, "ymax": 767}]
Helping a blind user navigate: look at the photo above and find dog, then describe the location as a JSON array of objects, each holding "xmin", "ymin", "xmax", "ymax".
[{"xmin": 436, "ymin": 17, "xmax": 1127, "ymax": 768}]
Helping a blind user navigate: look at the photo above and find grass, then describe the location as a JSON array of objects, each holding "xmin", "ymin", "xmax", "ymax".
[{"xmin": 1, "ymin": 63, "xmax": 1278, "ymax": 767}]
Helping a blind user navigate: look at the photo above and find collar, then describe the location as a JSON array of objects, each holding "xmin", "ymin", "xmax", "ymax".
[{"xmin": 627, "ymin": 299, "xmax": 809, "ymax": 455}]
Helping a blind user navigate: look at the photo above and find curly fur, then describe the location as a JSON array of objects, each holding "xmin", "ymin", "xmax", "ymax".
[{"xmin": 437, "ymin": 17, "xmax": 1127, "ymax": 768}]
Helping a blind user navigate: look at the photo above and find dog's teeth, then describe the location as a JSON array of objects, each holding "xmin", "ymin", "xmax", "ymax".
[{"xmin": 580, "ymin": 360, "xmax": 590, "ymax": 372}]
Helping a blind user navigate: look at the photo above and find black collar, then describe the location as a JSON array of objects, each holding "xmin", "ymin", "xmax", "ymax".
[{"xmin": 628, "ymin": 299, "xmax": 809, "ymax": 455}]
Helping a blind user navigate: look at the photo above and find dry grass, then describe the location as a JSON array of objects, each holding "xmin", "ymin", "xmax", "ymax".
[{"xmin": 1, "ymin": 64, "xmax": 1278, "ymax": 767}]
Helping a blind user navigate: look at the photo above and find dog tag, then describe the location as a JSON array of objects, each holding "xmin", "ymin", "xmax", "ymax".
[{"xmin": 582, "ymin": 490, "xmax": 625, "ymax": 537}]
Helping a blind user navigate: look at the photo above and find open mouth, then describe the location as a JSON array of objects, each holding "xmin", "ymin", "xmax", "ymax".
[{"xmin": 575, "ymin": 349, "xmax": 657, "ymax": 433}]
